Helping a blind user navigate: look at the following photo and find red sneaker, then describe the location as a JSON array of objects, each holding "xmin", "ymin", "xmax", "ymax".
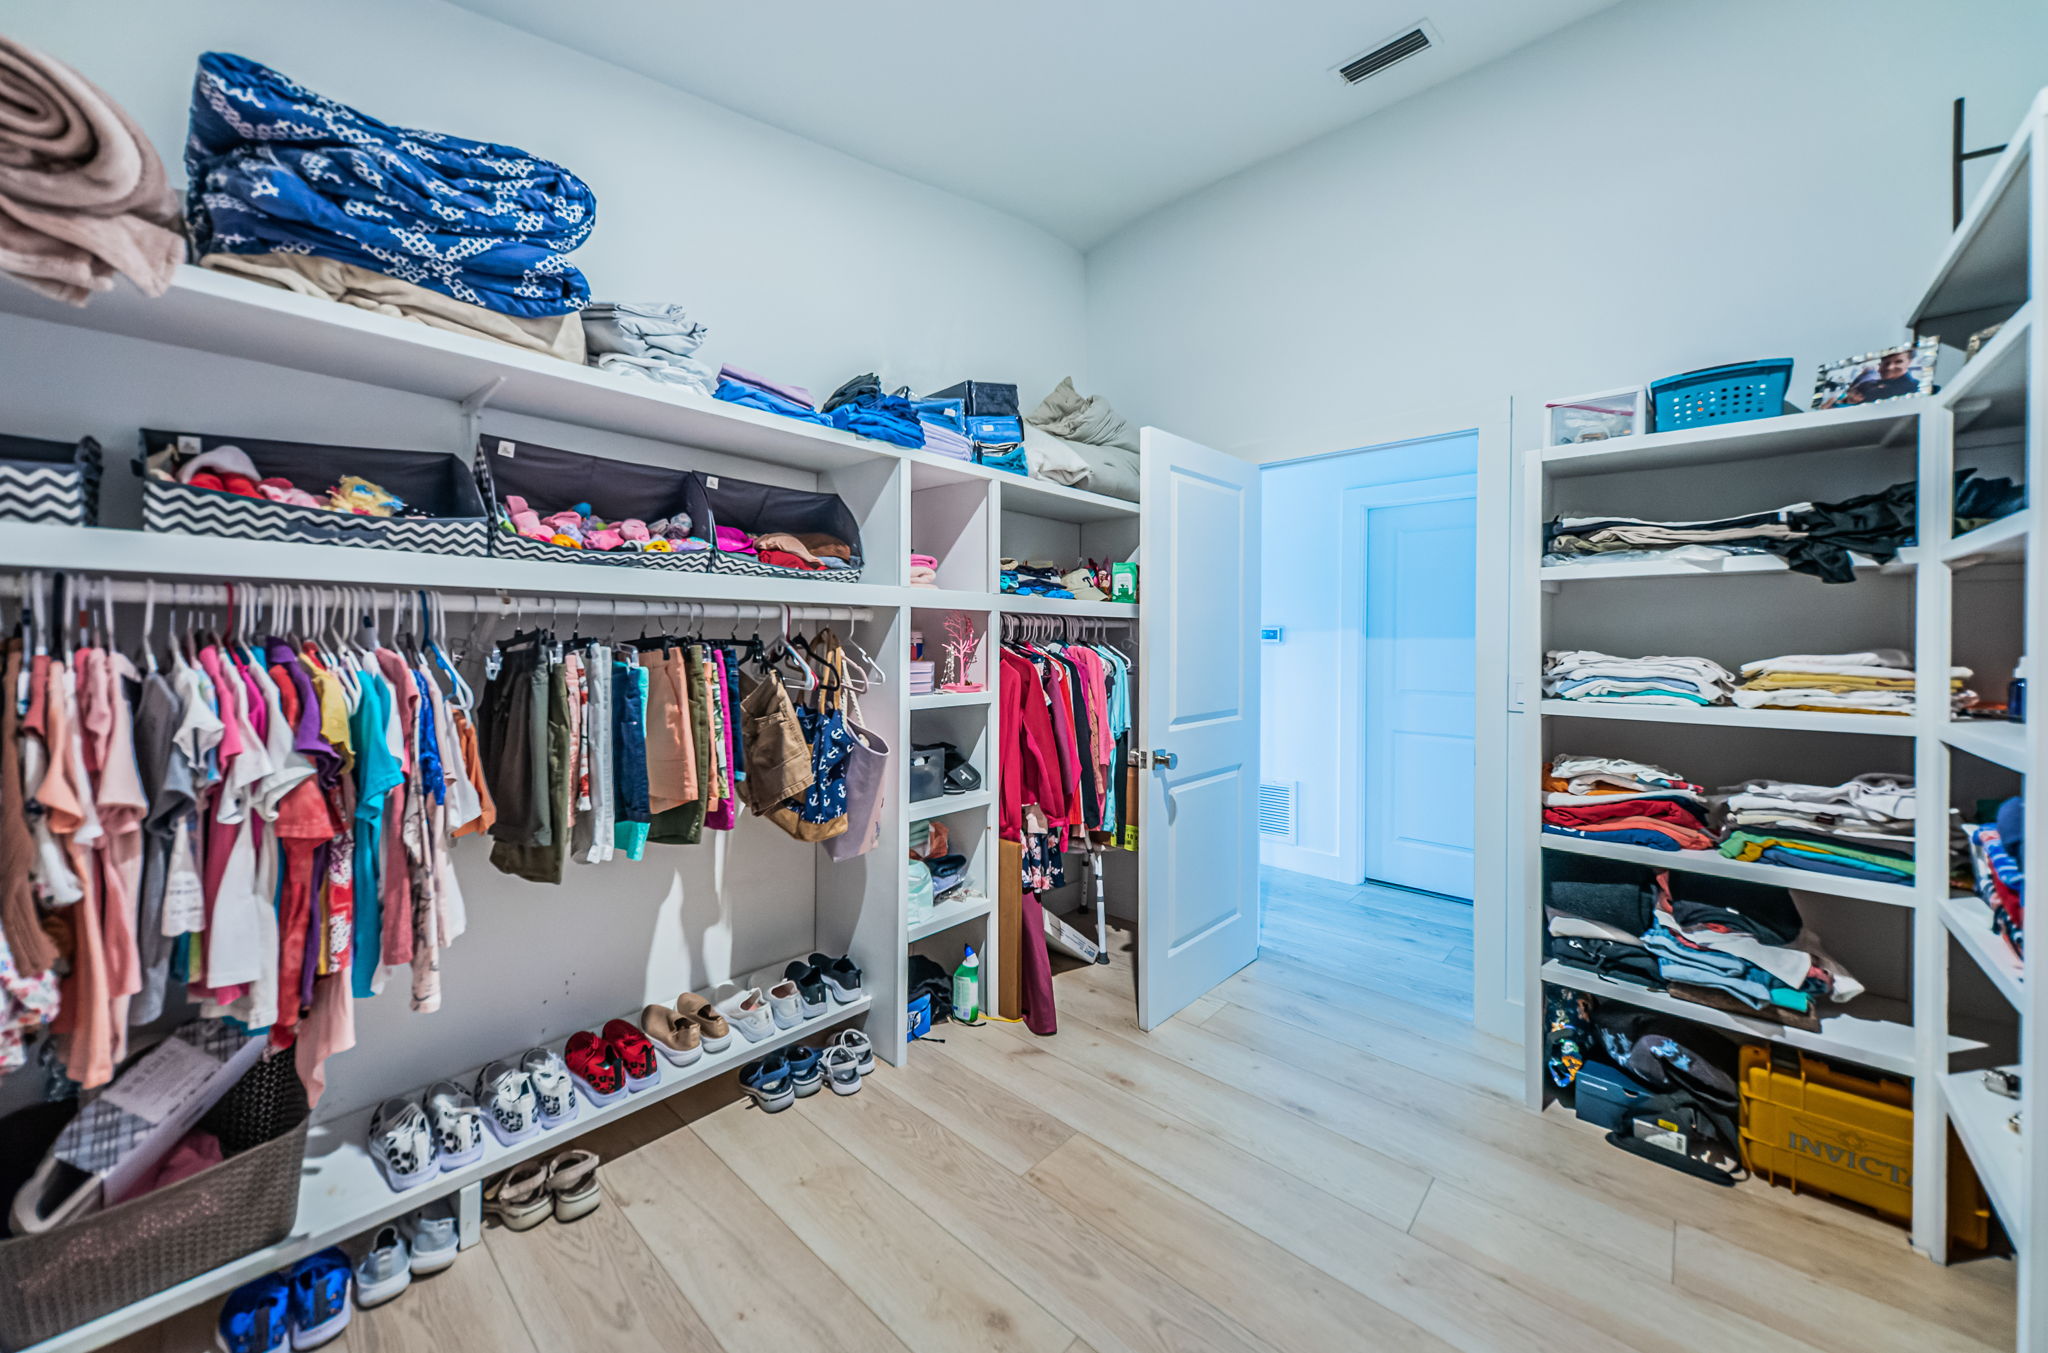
[
  {"xmin": 602, "ymin": 1019, "xmax": 662, "ymax": 1092},
  {"xmin": 565, "ymin": 1031, "xmax": 627, "ymax": 1107}
]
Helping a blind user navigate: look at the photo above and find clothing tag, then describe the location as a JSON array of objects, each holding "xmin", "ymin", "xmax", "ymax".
[
  {"xmin": 705, "ymin": 475, "xmax": 720, "ymax": 489},
  {"xmin": 497, "ymin": 439, "xmax": 516, "ymax": 458},
  {"xmin": 177, "ymin": 434, "xmax": 200, "ymax": 456},
  {"xmin": 100, "ymin": 1037, "xmax": 221, "ymax": 1126}
]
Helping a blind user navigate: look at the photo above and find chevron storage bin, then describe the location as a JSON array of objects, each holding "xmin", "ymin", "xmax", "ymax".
[
  {"xmin": 683, "ymin": 471, "xmax": 864, "ymax": 582},
  {"xmin": 474, "ymin": 435, "xmax": 710, "ymax": 571},
  {"xmin": 0, "ymin": 433, "xmax": 101, "ymax": 527},
  {"xmin": 139, "ymin": 429, "xmax": 489, "ymax": 556}
]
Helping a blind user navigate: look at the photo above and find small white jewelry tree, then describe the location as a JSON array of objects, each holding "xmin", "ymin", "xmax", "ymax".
[{"xmin": 941, "ymin": 610, "xmax": 985, "ymax": 693}]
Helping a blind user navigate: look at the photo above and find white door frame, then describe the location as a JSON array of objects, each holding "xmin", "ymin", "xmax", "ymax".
[
  {"xmin": 1248, "ymin": 397, "xmax": 1517, "ymax": 1044},
  {"xmin": 1345, "ymin": 473, "xmax": 1478, "ymax": 892}
]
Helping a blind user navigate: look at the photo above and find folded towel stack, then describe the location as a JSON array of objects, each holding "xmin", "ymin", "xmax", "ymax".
[
  {"xmin": 1544, "ymin": 650, "xmax": 1736, "ymax": 707},
  {"xmin": 1540, "ymin": 753, "xmax": 1715, "ymax": 852},
  {"xmin": 1731, "ymin": 649, "xmax": 1966, "ymax": 716},
  {"xmin": 584, "ymin": 302, "xmax": 714, "ymax": 393},
  {"xmin": 908, "ymin": 553, "xmax": 938, "ymax": 588}
]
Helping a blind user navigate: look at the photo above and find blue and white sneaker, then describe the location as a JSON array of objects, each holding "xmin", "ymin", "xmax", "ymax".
[
  {"xmin": 286, "ymin": 1248, "xmax": 352, "ymax": 1349},
  {"xmin": 404, "ymin": 1200, "xmax": 460, "ymax": 1275},
  {"xmin": 215, "ymin": 1272, "xmax": 289, "ymax": 1353},
  {"xmin": 739, "ymin": 1054, "xmax": 795, "ymax": 1113},
  {"xmin": 783, "ymin": 1046, "xmax": 824, "ymax": 1098}
]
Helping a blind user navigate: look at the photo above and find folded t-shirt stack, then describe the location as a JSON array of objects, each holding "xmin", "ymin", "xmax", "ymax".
[
  {"xmin": 1716, "ymin": 774, "xmax": 1915, "ymax": 884},
  {"xmin": 1541, "ymin": 753, "xmax": 1715, "ymax": 852},
  {"xmin": 1544, "ymin": 478, "xmax": 1915, "ymax": 583},
  {"xmin": 822, "ymin": 374, "xmax": 927, "ymax": 449},
  {"xmin": 717, "ymin": 528, "xmax": 855, "ymax": 572},
  {"xmin": 583, "ymin": 303, "xmax": 713, "ymax": 393},
  {"xmin": 919, "ymin": 405, "xmax": 974, "ymax": 462},
  {"xmin": 1544, "ymin": 650, "xmax": 1736, "ymax": 707},
  {"xmin": 714, "ymin": 366, "xmax": 828, "ymax": 425},
  {"xmin": 1959, "ymin": 796, "xmax": 2025, "ymax": 957},
  {"xmin": 1730, "ymin": 649, "xmax": 1965, "ymax": 716},
  {"xmin": 1000, "ymin": 560, "xmax": 1072, "ymax": 599}
]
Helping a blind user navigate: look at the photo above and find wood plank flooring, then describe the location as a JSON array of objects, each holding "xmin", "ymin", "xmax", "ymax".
[{"xmin": 107, "ymin": 867, "xmax": 2017, "ymax": 1353}]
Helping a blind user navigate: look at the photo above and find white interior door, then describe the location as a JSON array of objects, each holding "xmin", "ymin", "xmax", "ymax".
[
  {"xmin": 1138, "ymin": 428, "xmax": 1261, "ymax": 1029},
  {"xmin": 1363, "ymin": 493, "xmax": 1476, "ymax": 897}
]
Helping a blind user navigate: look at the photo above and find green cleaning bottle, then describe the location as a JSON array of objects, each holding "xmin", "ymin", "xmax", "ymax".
[{"xmin": 952, "ymin": 946, "xmax": 981, "ymax": 1023}]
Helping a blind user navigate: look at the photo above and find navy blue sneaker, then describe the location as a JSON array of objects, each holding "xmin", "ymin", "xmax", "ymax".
[
  {"xmin": 783, "ymin": 1046, "xmax": 824, "ymax": 1098},
  {"xmin": 215, "ymin": 1271, "xmax": 289, "ymax": 1353},
  {"xmin": 286, "ymin": 1247, "xmax": 353, "ymax": 1350}
]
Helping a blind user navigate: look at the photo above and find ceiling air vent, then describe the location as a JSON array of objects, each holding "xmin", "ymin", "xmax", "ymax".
[
  {"xmin": 1337, "ymin": 26, "xmax": 1433, "ymax": 84},
  {"xmin": 1257, "ymin": 782, "xmax": 1297, "ymax": 841}
]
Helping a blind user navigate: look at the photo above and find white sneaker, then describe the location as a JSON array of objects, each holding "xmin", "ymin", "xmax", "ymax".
[
  {"xmin": 831, "ymin": 1029, "xmax": 876, "ymax": 1077},
  {"xmin": 519, "ymin": 1046, "xmax": 579, "ymax": 1129},
  {"xmin": 368, "ymin": 1098, "xmax": 437, "ymax": 1192},
  {"xmin": 819, "ymin": 1045, "xmax": 864, "ymax": 1096},
  {"xmin": 766, "ymin": 980, "xmax": 804, "ymax": 1030},
  {"xmin": 473, "ymin": 1062, "xmax": 540, "ymax": 1146},
  {"xmin": 352, "ymin": 1225, "xmax": 411, "ymax": 1308},
  {"xmin": 423, "ymin": 1081, "xmax": 485, "ymax": 1171},
  {"xmin": 717, "ymin": 989, "xmax": 777, "ymax": 1044}
]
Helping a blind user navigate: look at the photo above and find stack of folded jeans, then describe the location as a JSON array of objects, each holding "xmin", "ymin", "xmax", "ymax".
[
  {"xmin": 1541, "ymin": 753, "xmax": 1714, "ymax": 851},
  {"xmin": 714, "ymin": 366, "xmax": 829, "ymax": 425},
  {"xmin": 1545, "ymin": 650, "xmax": 1735, "ymax": 707},
  {"xmin": 185, "ymin": 52, "xmax": 595, "ymax": 319},
  {"xmin": 1731, "ymin": 649, "xmax": 1962, "ymax": 716},
  {"xmin": 1543, "ymin": 478, "xmax": 1916, "ymax": 583},
  {"xmin": 821, "ymin": 375, "xmax": 926, "ymax": 449},
  {"xmin": 999, "ymin": 560, "xmax": 1071, "ymax": 599},
  {"xmin": 1715, "ymin": 774, "xmax": 1916, "ymax": 884},
  {"xmin": 583, "ymin": 303, "xmax": 714, "ymax": 392}
]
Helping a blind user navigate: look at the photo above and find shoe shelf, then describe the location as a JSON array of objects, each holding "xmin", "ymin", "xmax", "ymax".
[
  {"xmin": 1540, "ymin": 962, "xmax": 1983, "ymax": 1078},
  {"xmin": 1538, "ymin": 698, "xmax": 1918, "ymax": 737},
  {"xmin": 19, "ymin": 970, "xmax": 871, "ymax": 1353},
  {"xmin": 1941, "ymin": 894, "xmax": 2025, "ymax": 1012},
  {"xmin": 1538, "ymin": 834, "xmax": 1918, "ymax": 906},
  {"xmin": 908, "ymin": 893, "xmax": 994, "ymax": 944},
  {"xmin": 1942, "ymin": 1068, "xmax": 2028, "ymax": 1246}
]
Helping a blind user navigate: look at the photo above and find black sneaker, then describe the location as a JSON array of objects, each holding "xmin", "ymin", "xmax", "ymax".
[{"xmin": 783, "ymin": 960, "xmax": 829, "ymax": 1018}]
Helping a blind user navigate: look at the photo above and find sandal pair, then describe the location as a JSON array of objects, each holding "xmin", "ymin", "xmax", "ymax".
[{"xmin": 482, "ymin": 1149, "xmax": 601, "ymax": 1230}]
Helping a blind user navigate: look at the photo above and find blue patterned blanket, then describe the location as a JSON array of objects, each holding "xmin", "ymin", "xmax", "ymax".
[{"xmin": 185, "ymin": 52, "xmax": 595, "ymax": 317}]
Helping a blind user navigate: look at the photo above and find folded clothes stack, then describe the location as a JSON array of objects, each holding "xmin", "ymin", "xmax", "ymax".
[
  {"xmin": 909, "ymin": 660, "xmax": 936, "ymax": 694},
  {"xmin": 1959, "ymin": 796, "xmax": 2025, "ymax": 958},
  {"xmin": 1730, "ymin": 649, "xmax": 1963, "ymax": 716},
  {"xmin": 1000, "ymin": 560, "xmax": 1072, "ymax": 599},
  {"xmin": 186, "ymin": 53, "xmax": 595, "ymax": 336},
  {"xmin": 583, "ymin": 302, "xmax": 713, "ymax": 392},
  {"xmin": 908, "ymin": 553, "xmax": 938, "ymax": 588},
  {"xmin": 1544, "ymin": 650, "xmax": 1736, "ymax": 707},
  {"xmin": 1543, "ymin": 479, "xmax": 1915, "ymax": 583},
  {"xmin": 919, "ymin": 411, "xmax": 974, "ymax": 462},
  {"xmin": 822, "ymin": 374, "xmax": 926, "ymax": 449},
  {"xmin": 1541, "ymin": 753, "xmax": 1715, "ymax": 852},
  {"xmin": 1716, "ymin": 774, "xmax": 1916, "ymax": 884},
  {"xmin": 718, "ymin": 527, "xmax": 855, "ymax": 572},
  {"xmin": 714, "ymin": 366, "xmax": 829, "ymax": 425},
  {"xmin": 1545, "ymin": 860, "xmax": 1864, "ymax": 1031},
  {"xmin": 0, "ymin": 35, "xmax": 182, "ymax": 305}
]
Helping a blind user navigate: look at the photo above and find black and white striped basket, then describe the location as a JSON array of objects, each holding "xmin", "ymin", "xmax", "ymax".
[
  {"xmin": 0, "ymin": 434, "xmax": 100, "ymax": 527},
  {"xmin": 686, "ymin": 472, "xmax": 865, "ymax": 583},
  {"xmin": 474, "ymin": 436, "xmax": 710, "ymax": 572},
  {"xmin": 140, "ymin": 430, "xmax": 488, "ymax": 556}
]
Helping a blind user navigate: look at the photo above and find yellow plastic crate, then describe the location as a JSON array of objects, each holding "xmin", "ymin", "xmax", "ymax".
[{"xmin": 1738, "ymin": 1047, "xmax": 1990, "ymax": 1250}]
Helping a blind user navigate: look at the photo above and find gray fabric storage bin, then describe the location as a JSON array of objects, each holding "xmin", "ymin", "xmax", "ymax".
[
  {"xmin": 474, "ymin": 435, "xmax": 709, "ymax": 571},
  {"xmin": 684, "ymin": 471, "xmax": 864, "ymax": 582},
  {"xmin": 0, "ymin": 434, "xmax": 101, "ymax": 527},
  {"xmin": 140, "ymin": 429, "xmax": 487, "ymax": 556}
]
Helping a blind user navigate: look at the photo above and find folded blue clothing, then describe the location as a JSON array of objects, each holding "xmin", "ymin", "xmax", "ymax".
[
  {"xmin": 830, "ymin": 401, "xmax": 926, "ymax": 448},
  {"xmin": 1754, "ymin": 846, "xmax": 1912, "ymax": 882},
  {"xmin": 715, "ymin": 380, "xmax": 830, "ymax": 425},
  {"xmin": 185, "ymin": 53, "xmax": 594, "ymax": 318},
  {"xmin": 1541, "ymin": 823, "xmax": 1688, "ymax": 852},
  {"xmin": 977, "ymin": 444, "xmax": 1028, "ymax": 476}
]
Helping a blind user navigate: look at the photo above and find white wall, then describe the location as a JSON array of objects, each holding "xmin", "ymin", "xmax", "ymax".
[
  {"xmin": 1084, "ymin": 0, "xmax": 2048, "ymax": 459},
  {"xmin": 1260, "ymin": 434, "xmax": 1477, "ymax": 882},
  {"xmin": 2, "ymin": 0, "xmax": 1087, "ymax": 403}
]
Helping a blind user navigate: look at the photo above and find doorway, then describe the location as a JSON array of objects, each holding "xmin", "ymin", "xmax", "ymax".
[{"xmin": 1258, "ymin": 431, "xmax": 1478, "ymax": 1013}]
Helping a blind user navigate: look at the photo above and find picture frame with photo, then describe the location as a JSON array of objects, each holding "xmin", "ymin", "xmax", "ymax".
[{"xmin": 1810, "ymin": 336, "xmax": 1938, "ymax": 410}]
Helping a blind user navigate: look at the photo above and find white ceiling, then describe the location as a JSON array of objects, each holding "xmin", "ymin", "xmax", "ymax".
[{"xmin": 448, "ymin": 0, "xmax": 1620, "ymax": 248}]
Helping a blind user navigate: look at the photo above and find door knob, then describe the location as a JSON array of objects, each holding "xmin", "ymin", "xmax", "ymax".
[{"xmin": 1151, "ymin": 748, "xmax": 1178, "ymax": 770}]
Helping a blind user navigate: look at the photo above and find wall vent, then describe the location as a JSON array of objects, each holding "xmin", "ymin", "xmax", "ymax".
[
  {"xmin": 1337, "ymin": 26, "xmax": 1433, "ymax": 84},
  {"xmin": 1257, "ymin": 782, "xmax": 1297, "ymax": 840}
]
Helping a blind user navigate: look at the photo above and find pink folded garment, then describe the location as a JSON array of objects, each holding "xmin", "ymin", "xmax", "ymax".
[
  {"xmin": 0, "ymin": 36, "xmax": 182, "ymax": 305},
  {"xmin": 714, "ymin": 525, "xmax": 758, "ymax": 555},
  {"xmin": 908, "ymin": 553, "xmax": 938, "ymax": 569}
]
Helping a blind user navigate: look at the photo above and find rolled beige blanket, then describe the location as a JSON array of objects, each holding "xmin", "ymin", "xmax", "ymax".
[{"xmin": 0, "ymin": 34, "xmax": 182, "ymax": 304}]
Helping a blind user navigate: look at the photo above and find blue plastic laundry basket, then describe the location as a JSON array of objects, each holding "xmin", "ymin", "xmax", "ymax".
[{"xmin": 1649, "ymin": 359, "xmax": 1793, "ymax": 432}]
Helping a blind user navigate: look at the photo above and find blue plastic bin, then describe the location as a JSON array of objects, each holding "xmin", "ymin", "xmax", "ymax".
[{"xmin": 1649, "ymin": 359, "xmax": 1793, "ymax": 432}]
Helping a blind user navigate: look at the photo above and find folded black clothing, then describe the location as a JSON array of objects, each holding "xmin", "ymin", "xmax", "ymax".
[
  {"xmin": 823, "ymin": 372, "xmax": 884, "ymax": 413},
  {"xmin": 1956, "ymin": 467, "xmax": 2025, "ymax": 524},
  {"xmin": 1666, "ymin": 874, "xmax": 1803, "ymax": 945},
  {"xmin": 1774, "ymin": 478, "xmax": 1915, "ymax": 582},
  {"xmin": 1545, "ymin": 880, "xmax": 1655, "ymax": 934},
  {"xmin": 1547, "ymin": 934, "xmax": 1662, "ymax": 986}
]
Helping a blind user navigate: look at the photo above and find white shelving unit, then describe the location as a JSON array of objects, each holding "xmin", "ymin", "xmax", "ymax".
[
  {"xmin": 0, "ymin": 260, "xmax": 1158, "ymax": 1350},
  {"xmin": 1514, "ymin": 89, "xmax": 2046, "ymax": 1338}
]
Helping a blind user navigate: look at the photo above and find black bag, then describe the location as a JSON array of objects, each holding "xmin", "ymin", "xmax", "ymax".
[{"xmin": 908, "ymin": 955, "xmax": 953, "ymax": 1023}]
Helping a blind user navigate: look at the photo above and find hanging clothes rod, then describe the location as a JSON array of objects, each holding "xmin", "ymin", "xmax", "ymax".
[
  {"xmin": 999, "ymin": 611, "xmax": 1134, "ymax": 635},
  {"xmin": 0, "ymin": 573, "xmax": 873, "ymax": 624}
]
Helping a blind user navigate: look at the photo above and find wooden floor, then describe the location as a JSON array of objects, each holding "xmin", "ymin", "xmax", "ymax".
[{"xmin": 112, "ymin": 866, "xmax": 2017, "ymax": 1353}]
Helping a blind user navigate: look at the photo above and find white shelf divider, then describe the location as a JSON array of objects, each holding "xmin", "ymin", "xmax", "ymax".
[
  {"xmin": 908, "ymin": 893, "xmax": 994, "ymax": 943},
  {"xmin": 1944, "ymin": 719, "xmax": 2032, "ymax": 773},
  {"xmin": 1942, "ymin": 894, "xmax": 2025, "ymax": 1011},
  {"xmin": 1942, "ymin": 1069, "xmax": 2027, "ymax": 1246},
  {"xmin": 1539, "ymin": 698, "xmax": 1917, "ymax": 737},
  {"xmin": 1538, "ymin": 833, "xmax": 1917, "ymax": 906}
]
